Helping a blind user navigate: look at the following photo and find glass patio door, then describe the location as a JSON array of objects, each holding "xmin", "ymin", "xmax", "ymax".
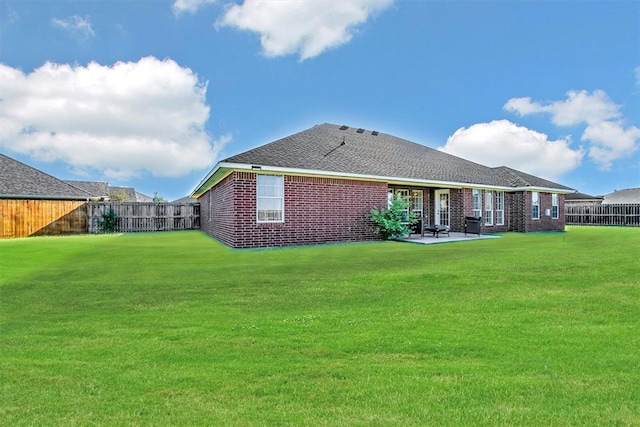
[{"xmin": 435, "ymin": 190, "xmax": 450, "ymax": 226}]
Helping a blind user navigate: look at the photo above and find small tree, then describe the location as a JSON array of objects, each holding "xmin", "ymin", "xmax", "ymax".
[
  {"xmin": 153, "ymin": 192, "xmax": 166, "ymax": 204},
  {"xmin": 98, "ymin": 208, "xmax": 118, "ymax": 233},
  {"xmin": 108, "ymin": 189, "xmax": 130, "ymax": 202},
  {"xmin": 370, "ymin": 195, "xmax": 418, "ymax": 240}
]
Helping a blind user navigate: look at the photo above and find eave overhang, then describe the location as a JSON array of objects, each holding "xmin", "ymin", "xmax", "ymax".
[{"xmin": 191, "ymin": 162, "xmax": 575, "ymax": 198}]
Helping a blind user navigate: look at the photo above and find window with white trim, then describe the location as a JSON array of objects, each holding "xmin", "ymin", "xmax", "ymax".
[
  {"xmin": 484, "ymin": 190, "xmax": 493, "ymax": 226},
  {"xmin": 532, "ymin": 191, "xmax": 540, "ymax": 220},
  {"xmin": 472, "ymin": 189, "xmax": 482, "ymax": 218},
  {"xmin": 396, "ymin": 189, "xmax": 410, "ymax": 222},
  {"xmin": 496, "ymin": 191, "xmax": 505, "ymax": 225},
  {"xmin": 257, "ymin": 175, "xmax": 284, "ymax": 222},
  {"xmin": 552, "ymin": 194, "xmax": 559, "ymax": 219},
  {"xmin": 411, "ymin": 189, "xmax": 423, "ymax": 221}
]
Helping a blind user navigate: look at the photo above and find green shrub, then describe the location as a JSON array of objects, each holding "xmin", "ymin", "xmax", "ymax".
[
  {"xmin": 370, "ymin": 195, "xmax": 418, "ymax": 240},
  {"xmin": 98, "ymin": 208, "xmax": 118, "ymax": 233}
]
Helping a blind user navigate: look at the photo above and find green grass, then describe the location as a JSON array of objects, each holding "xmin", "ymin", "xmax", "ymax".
[{"xmin": 1, "ymin": 227, "xmax": 639, "ymax": 426}]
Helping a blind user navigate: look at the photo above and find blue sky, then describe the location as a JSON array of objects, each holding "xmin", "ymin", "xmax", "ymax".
[{"xmin": 1, "ymin": 0, "xmax": 638, "ymax": 201}]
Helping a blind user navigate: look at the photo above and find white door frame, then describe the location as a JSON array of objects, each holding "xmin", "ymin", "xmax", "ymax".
[{"xmin": 434, "ymin": 189, "xmax": 450, "ymax": 226}]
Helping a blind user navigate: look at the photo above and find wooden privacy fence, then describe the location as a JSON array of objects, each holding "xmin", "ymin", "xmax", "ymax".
[
  {"xmin": 88, "ymin": 202, "xmax": 200, "ymax": 233},
  {"xmin": 1, "ymin": 199, "xmax": 87, "ymax": 238},
  {"xmin": 565, "ymin": 204, "xmax": 640, "ymax": 226}
]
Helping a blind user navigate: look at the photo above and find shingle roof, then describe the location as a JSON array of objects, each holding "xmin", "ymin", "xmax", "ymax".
[
  {"xmin": 172, "ymin": 196, "xmax": 198, "ymax": 203},
  {"xmin": 566, "ymin": 192, "xmax": 603, "ymax": 202},
  {"xmin": 602, "ymin": 188, "xmax": 640, "ymax": 204},
  {"xmin": 64, "ymin": 180, "xmax": 110, "ymax": 197},
  {"xmin": 222, "ymin": 123, "xmax": 574, "ymax": 191},
  {"xmin": 0, "ymin": 153, "xmax": 92, "ymax": 199},
  {"xmin": 64, "ymin": 180, "xmax": 153, "ymax": 202},
  {"xmin": 493, "ymin": 166, "xmax": 574, "ymax": 191}
]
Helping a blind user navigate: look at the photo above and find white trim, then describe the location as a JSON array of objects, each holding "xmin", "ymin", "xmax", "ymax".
[
  {"xmin": 192, "ymin": 161, "xmax": 576, "ymax": 197},
  {"xmin": 532, "ymin": 191, "xmax": 540, "ymax": 220},
  {"xmin": 472, "ymin": 189, "xmax": 482, "ymax": 218},
  {"xmin": 484, "ymin": 190, "xmax": 493, "ymax": 226},
  {"xmin": 256, "ymin": 174, "xmax": 285, "ymax": 223},
  {"xmin": 552, "ymin": 193, "xmax": 559, "ymax": 219},
  {"xmin": 435, "ymin": 189, "xmax": 450, "ymax": 226},
  {"xmin": 495, "ymin": 191, "xmax": 505, "ymax": 226}
]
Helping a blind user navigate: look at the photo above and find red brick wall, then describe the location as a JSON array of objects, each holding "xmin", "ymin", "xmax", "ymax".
[
  {"xmin": 198, "ymin": 172, "xmax": 237, "ymax": 246},
  {"xmin": 524, "ymin": 191, "xmax": 566, "ymax": 232},
  {"xmin": 198, "ymin": 172, "xmax": 567, "ymax": 248},
  {"xmin": 200, "ymin": 172, "xmax": 388, "ymax": 248},
  {"xmin": 460, "ymin": 189, "xmax": 565, "ymax": 233}
]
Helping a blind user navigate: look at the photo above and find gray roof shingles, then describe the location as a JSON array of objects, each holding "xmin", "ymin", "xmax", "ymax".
[
  {"xmin": 63, "ymin": 180, "xmax": 110, "ymax": 197},
  {"xmin": 0, "ymin": 153, "xmax": 92, "ymax": 199},
  {"xmin": 223, "ymin": 123, "xmax": 574, "ymax": 191}
]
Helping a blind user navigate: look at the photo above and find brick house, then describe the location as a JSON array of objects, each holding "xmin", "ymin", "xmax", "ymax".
[{"xmin": 192, "ymin": 123, "xmax": 575, "ymax": 248}]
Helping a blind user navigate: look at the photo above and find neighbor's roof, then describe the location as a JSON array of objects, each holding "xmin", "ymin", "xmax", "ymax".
[
  {"xmin": 64, "ymin": 180, "xmax": 110, "ymax": 197},
  {"xmin": 0, "ymin": 153, "xmax": 92, "ymax": 200},
  {"xmin": 65, "ymin": 180, "xmax": 153, "ymax": 202},
  {"xmin": 193, "ymin": 123, "xmax": 574, "ymax": 196},
  {"xmin": 565, "ymin": 192, "xmax": 603, "ymax": 202},
  {"xmin": 602, "ymin": 188, "xmax": 640, "ymax": 204},
  {"xmin": 172, "ymin": 196, "xmax": 198, "ymax": 203}
]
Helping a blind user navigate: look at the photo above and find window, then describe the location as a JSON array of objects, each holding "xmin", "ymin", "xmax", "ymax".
[
  {"xmin": 396, "ymin": 189, "xmax": 410, "ymax": 222},
  {"xmin": 496, "ymin": 191, "xmax": 504, "ymax": 225},
  {"xmin": 472, "ymin": 189, "xmax": 482, "ymax": 218},
  {"xmin": 411, "ymin": 189, "xmax": 423, "ymax": 221},
  {"xmin": 532, "ymin": 191, "xmax": 540, "ymax": 220},
  {"xmin": 552, "ymin": 194, "xmax": 559, "ymax": 219},
  {"xmin": 257, "ymin": 175, "xmax": 284, "ymax": 222},
  {"xmin": 484, "ymin": 191, "xmax": 493, "ymax": 226}
]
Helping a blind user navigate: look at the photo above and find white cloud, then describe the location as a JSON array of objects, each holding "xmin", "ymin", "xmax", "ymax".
[
  {"xmin": 173, "ymin": 0, "xmax": 217, "ymax": 15},
  {"xmin": 218, "ymin": 0, "xmax": 394, "ymax": 60},
  {"xmin": 51, "ymin": 15, "xmax": 96, "ymax": 40},
  {"xmin": 440, "ymin": 120, "xmax": 584, "ymax": 180},
  {"xmin": 504, "ymin": 90, "xmax": 639, "ymax": 170},
  {"xmin": 6, "ymin": 6, "xmax": 19, "ymax": 24},
  {"xmin": 582, "ymin": 121, "xmax": 640, "ymax": 171},
  {"xmin": 0, "ymin": 57, "xmax": 229, "ymax": 179},
  {"xmin": 504, "ymin": 90, "xmax": 620, "ymax": 126}
]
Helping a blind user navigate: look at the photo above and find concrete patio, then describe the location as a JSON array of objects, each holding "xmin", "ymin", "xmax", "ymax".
[{"xmin": 400, "ymin": 232, "xmax": 501, "ymax": 245}]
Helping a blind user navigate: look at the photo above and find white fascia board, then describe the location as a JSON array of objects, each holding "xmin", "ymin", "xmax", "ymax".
[
  {"xmin": 190, "ymin": 162, "xmax": 227, "ymax": 197},
  {"xmin": 512, "ymin": 186, "xmax": 576, "ymax": 194},
  {"xmin": 216, "ymin": 163, "xmax": 510, "ymax": 191},
  {"xmin": 193, "ymin": 162, "xmax": 575, "ymax": 195}
]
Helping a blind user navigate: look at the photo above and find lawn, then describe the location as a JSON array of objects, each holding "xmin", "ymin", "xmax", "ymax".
[{"xmin": 1, "ymin": 227, "xmax": 638, "ymax": 425}]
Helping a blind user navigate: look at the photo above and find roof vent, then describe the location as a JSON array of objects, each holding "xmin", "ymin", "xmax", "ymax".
[
  {"xmin": 372, "ymin": 130, "xmax": 379, "ymax": 136},
  {"xmin": 356, "ymin": 128, "xmax": 365, "ymax": 133},
  {"xmin": 339, "ymin": 125, "xmax": 349, "ymax": 130}
]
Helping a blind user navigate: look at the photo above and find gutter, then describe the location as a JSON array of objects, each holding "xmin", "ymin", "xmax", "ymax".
[{"xmin": 191, "ymin": 162, "xmax": 576, "ymax": 197}]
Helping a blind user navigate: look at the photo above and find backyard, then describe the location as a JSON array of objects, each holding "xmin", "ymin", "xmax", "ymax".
[{"xmin": 1, "ymin": 227, "xmax": 638, "ymax": 425}]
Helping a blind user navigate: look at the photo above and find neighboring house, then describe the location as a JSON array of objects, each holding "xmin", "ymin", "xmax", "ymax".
[
  {"xmin": 565, "ymin": 192, "xmax": 604, "ymax": 205},
  {"xmin": 192, "ymin": 123, "xmax": 575, "ymax": 248},
  {"xmin": 602, "ymin": 188, "xmax": 640, "ymax": 204},
  {"xmin": 64, "ymin": 180, "xmax": 153, "ymax": 202},
  {"xmin": 172, "ymin": 196, "xmax": 198, "ymax": 204},
  {"xmin": 0, "ymin": 153, "xmax": 92, "ymax": 238}
]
